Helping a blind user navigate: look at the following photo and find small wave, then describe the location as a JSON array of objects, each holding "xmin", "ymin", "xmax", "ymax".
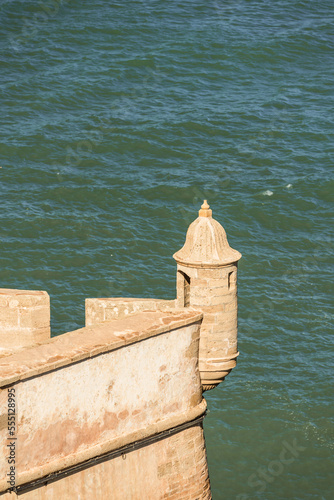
[{"xmin": 262, "ymin": 190, "xmax": 274, "ymax": 196}]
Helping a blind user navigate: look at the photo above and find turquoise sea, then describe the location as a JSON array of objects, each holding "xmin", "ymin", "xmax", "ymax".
[{"xmin": 0, "ymin": 1, "xmax": 333, "ymax": 498}]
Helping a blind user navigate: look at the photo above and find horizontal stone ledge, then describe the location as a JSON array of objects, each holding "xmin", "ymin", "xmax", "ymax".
[
  {"xmin": 199, "ymin": 352, "xmax": 240, "ymax": 369},
  {"xmin": 175, "ymin": 260, "xmax": 240, "ymax": 269},
  {"xmin": 0, "ymin": 289, "xmax": 49, "ymax": 308},
  {"xmin": 0, "ymin": 399, "xmax": 207, "ymax": 493},
  {"xmin": 0, "ymin": 309, "xmax": 203, "ymax": 388},
  {"xmin": 86, "ymin": 297, "xmax": 176, "ymax": 304}
]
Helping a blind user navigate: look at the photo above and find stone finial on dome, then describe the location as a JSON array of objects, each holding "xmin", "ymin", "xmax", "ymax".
[
  {"xmin": 199, "ymin": 200, "xmax": 212, "ymax": 218},
  {"xmin": 173, "ymin": 201, "xmax": 241, "ymax": 267}
]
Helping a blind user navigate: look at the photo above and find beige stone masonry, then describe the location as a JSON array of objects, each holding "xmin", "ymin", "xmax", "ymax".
[
  {"xmin": 174, "ymin": 201, "xmax": 241, "ymax": 390},
  {"xmin": 0, "ymin": 200, "xmax": 241, "ymax": 497},
  {"xmin": 0, "ymin": 289, "xmax": 50, "ymax": 355},
  {"xmin": 0, "ymin": 422, "xmax": 211, "ymax": 500},
  {"xmin": 0, "ymin": 309, "xmax": 206, "ymax": 494},
  {"xmin": 85, "ymin": 297, "xmax": 176, "ymax": 326}
]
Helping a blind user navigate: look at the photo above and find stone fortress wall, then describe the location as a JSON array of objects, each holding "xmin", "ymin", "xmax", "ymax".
[{"xmin": 0, "ymin": 201, "xmax": 241, "ymax": 499}]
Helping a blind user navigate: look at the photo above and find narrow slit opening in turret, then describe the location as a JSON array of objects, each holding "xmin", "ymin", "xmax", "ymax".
[
  {"xmin": 178, "ymin": 271, "xmax": 191, "ymax": 307},
  {"xmin": 228, "ymin": 270, "xmax": 236, "ymax": 290}
]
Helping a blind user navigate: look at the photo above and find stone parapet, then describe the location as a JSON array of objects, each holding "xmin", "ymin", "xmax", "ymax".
[
  {"xmin": 85, "ymin": 297, "xmax": 176, "ymax": 326},
  {"xmin": 0, "ymin": 309, "xmax": 208, "ymax": 497},
  {"xmin": 0, "ymin": 289, "xmax": 50, "ymax": 355}
]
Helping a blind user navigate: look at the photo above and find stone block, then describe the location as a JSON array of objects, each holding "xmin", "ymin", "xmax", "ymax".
[
  {"xmin": 224, "ymin": 301, "xmax": 238, "ymax": 312},
  {"xmin": 19, "ymin": 307, "xmax": 50, "ymax": 330},
  {"xmin": 0, "ymin": 290, "xmax": 50, "ymax": 350},
  {"xmin": 201, "ymin": 313, "xmax": 218, "ymax": 324},
  {"xmin": 196, "ymin": 268, "xmax": 226, "ymax": 279},
  {"xmin": 0, "ymin": 306, "xmax": 19, "ymax": 328},
  {"xmin": 191, "ymin": 291, "xmax": 236, "ymax": 309},
  {"xmin": 191, "ymin": 294, "xmax": 215, "ymax": 307},
  {"xmin": 190, "ymin": 278, "xmax": 210, "ymax": 288}
]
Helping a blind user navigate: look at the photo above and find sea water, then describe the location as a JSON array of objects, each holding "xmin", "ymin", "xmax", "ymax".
[{"xmin": 0, "ymin": 1, "xmax": 333, "ymax": 498}]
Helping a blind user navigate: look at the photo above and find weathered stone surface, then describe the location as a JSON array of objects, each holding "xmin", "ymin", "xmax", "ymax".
[
  {"xmin": 174, "ymin": 202, "xmax": 241, "ymax": 390},
  {"xmin": 173, "ymin": 201, "xmax": 241, "ymax": 267},
  {"xmin": 0, "ymin": 424, "xmax": 211, "ymax": 500},
  {"xmin": 86, "ymin": 297, "xmax": 176, "ymax": 326},
  {"xmin": 0, "ymin": 310, "xmax": 204, "ymax": 493},
  {"xmin": 0, "ymin": 309, "xmax": 202, "ymax": 388},
  {"xmin": 0, "ymin": 289, "xmax": 50, "ymax": 353},
  {"xmin": 0, "ymin": 200, "xmax": 241, "ymax": 498}
]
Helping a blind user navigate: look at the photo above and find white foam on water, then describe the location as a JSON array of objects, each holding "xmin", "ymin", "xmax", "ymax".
[{"xmin": 262, "ymin": 190, "xmax": 273, "ymax": 196}]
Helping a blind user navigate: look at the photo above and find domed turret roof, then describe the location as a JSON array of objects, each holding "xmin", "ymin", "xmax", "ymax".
[{"xmin": 173, "ymin": 201, "xmax": 242, "ymax": 267}]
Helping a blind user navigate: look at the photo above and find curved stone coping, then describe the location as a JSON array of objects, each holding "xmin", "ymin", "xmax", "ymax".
[
  {"xmin": 0, "ymin": 309, "xmax": 203, "ymax": 388},
  {"xmin": 173, "ymin": 258, "xmax": 240, "ymax": 268},
  {"xmin": 0, "ymin": 398, "xmax": 207, "ymax": 492}
]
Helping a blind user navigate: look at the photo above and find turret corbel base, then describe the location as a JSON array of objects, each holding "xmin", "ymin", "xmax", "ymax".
[{"xmin": 200, "ymin": 353, "xmax": 239, "ymax": 392}]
